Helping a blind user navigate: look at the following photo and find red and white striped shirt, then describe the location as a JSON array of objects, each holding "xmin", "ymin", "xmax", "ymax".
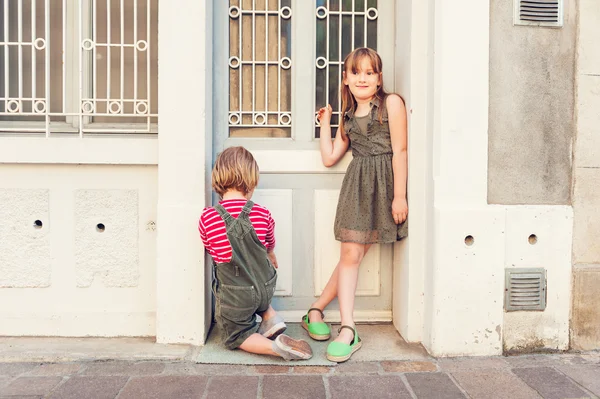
[{"xmin": 198, "ymin": 199, "xmax": 276, "ymax": 264}]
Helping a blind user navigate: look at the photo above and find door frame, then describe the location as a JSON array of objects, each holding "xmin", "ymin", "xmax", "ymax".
[{"xmin": 207, "ymin": 0, "xmax": 431, "ymax": 343}]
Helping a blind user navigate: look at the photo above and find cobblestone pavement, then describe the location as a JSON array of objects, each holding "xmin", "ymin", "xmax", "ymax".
[{"xmin": 0, "ymin": 352, "xmax": 599, "ymax": 398}]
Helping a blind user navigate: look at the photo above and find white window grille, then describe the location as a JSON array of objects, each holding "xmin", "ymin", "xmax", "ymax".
[
  {"xmin": 228, "ymin": 0, "xmax": 292, "ymax": 138},
  {"xmin": 0, "ymin": 0, "xmax": 158, "ymax": 137},
  {"xmin": 314, "ymin": 0, "xmax": 378, "ymax": 137}
]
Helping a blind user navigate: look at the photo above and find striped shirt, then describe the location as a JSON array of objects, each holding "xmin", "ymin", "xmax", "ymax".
[{"xmin": 198, "ymin": 199, "xmax": 276, "ymax": 264}]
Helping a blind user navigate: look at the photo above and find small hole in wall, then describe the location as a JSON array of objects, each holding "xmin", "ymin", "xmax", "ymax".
[
  {"xmin": 96, "ymin": 223, "xmax": 106, "ymax": 232},
  {"xmin": 465, "ymin": 235, "xmax": 474, "ymax": 246},
  {"xmin": 528, "ymin": 234, "xmax": 538, "ymax": 245},
  {"xmin": 33, "ymin": 220, "xmax": 43, "ymax": 229}
]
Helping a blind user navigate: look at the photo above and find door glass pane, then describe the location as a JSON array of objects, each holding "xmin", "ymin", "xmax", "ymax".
[
  {"xmin": 314, "ymin": 0, "xmax": 378, "ymax": 138},
  {"xmin": 229, "ymin": 0, "xmax": 292, "ymax": 138}
]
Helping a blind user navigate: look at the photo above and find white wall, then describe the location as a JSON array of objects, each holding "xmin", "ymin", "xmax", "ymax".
[
  {"xmin": 0, "ymin": 165, "xmax": 157, "ymax": 336},
  {"xmin": 156, "ymin": 0, "xmax": 211, "ymax": 345},
  {"xmin": 420, "ymin": 0, "xmax": 573, "ymax": 356}
]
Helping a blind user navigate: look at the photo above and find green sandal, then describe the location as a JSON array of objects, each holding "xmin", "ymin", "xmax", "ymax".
[
  {"xmin": 326, "ymin": 325, "xmax": 362, "ymax": 363},
  {"xmin": 301, "ymin": 308, "xmax": 331, "ymax": 341}
]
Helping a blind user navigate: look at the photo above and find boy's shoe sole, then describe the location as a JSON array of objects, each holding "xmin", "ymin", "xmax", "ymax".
[
  {"xmin": 326, "ymin": 340, "xmax": 362, "ymax": 363},
  {"xmin": 262, "ymin": 322, "xmax": 287, "ymax": 340},
  {"xmin": 275, "ymin": 334, "xmax": 313, "ymax": 360}
]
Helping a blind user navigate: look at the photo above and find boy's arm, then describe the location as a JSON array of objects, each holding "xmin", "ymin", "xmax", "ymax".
[
  {"xmin": 265, "ymin": 210, "xmax": 278, "ymax": 268},
  {"xmin": 267, "ymin": 249, "xmax": 278, "ymax": 269}
]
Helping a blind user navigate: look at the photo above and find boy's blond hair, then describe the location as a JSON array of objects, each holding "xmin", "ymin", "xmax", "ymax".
[{"xmin": 212, "ymin": 146, "xmax": 259, "ymax": 197}]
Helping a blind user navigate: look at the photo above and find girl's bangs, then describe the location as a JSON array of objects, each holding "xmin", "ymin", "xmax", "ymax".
[{"xmin": 347, "ymin": 49, "xmax": 380, "ymax": 73}]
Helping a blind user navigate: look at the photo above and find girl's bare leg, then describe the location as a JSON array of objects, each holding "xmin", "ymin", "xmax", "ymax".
[
  {"xmin": 335, "ymin": 242, "xmax": 369, "ymax": 344},
  {"xmin": 308, "ymin": 244, "xmax": 371, "ymax": 325}
]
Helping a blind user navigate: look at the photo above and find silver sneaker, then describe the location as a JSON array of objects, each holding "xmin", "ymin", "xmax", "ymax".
[
  {"xmin": 258, "ymin": 314, "xmax": 287, "ymax": 339},
  {"xmin": 273, "ymin": 334, "xmax": 313, "ymax": 361}
]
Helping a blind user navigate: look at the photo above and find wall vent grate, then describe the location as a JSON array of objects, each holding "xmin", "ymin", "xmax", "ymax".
[
  {"xmin": 504, "ymin": 268, "xmax": 547, "ymax": 311},
  {"xmin": 514, "ymin": 0, "xmax": 563, "ymax": 27}
]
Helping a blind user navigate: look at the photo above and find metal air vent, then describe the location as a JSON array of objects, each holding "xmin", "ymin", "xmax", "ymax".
[
  {"xmin": 504, "ymin": 268, "xmax": 547, "ymax": 311},
  {"xmin": 514, "ymin": 0, "xmax": 563, "ymax": 27}
]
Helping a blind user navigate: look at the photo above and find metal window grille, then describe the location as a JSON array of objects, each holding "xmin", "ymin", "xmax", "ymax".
[
  {"xmin": 514, "ymin": 0, "xmax": 563, "ymax": 27},
  {"xmin": 314, "ymin": 0, "xmax": 378, "ymax": 137},
  {"xmin": 504, "ymin": 268, "xmax": 547, "ymax": 311},
  {"xmin": 228, "ymin": 0, "xmax": 292, "ymax": 138},
  {"xmin": 0, "ymin": 0, "xmax": 158, "ymax": 137}
]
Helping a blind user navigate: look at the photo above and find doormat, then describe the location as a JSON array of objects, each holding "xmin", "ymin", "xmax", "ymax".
[
  {"xmin": 195, "ymin": 323, "xmax": 336, "ymax": 366},
  {"xmin": 195, "ymin": 322, "xmax": 431, "ymax": 365}
]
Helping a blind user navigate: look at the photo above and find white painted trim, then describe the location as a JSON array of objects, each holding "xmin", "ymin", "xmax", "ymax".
[
  {"xmin": 251, "ymin": 150, "xmax": 351, "ymax": 174},
  {"xmin": 278, "ymin": 310, "xmax": 392, "ymax": 323},
  {"xmin": 0, "ymin": 137, "xmax": 158, "ymax": 164},
  {"xmin": 0, "ymin": 312, "xmax": 155, "ymax": 337}
]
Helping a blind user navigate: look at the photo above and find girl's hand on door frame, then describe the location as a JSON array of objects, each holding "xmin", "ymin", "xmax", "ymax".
[{"xmin": 317, "ymin": 104, "xmax": 333, "ymax": 126}]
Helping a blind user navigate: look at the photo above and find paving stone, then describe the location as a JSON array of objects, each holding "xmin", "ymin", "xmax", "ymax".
[
  {"xmin": 329, "ymin": 375, "xmax": 412, "ymax": 399},
  {"xmin": 382, "ymin": 361, "xmax": 437, "ymax": 373},
  {"xmin": 556, "ymin": 365, "xmax": 600, "ymax": 396},
  {"xmin": 81, "ymin": 361, "xmax": 165, "ymax": 376},
  {"xmin": 512, "ymin": 367, "xmax": 591, "ymax": 399},
  {"xmin": 556, "ymin": 354, "xmax": 591, "ymax": 365},
  {"xmin": 263, "ymin": 376, "xmax": 326, "ymax": 399},
  {"xmin": 451, "ymin": 370, "xmax": 542, "ymax": 399},
  {"xmin": 579, "ymin": 352, "xmax": 600, "ymax": 365},
  {"xmin": 0, "ymin": 363, "xmax": 39, "ymax": 376},
  {"xmin": 163, "ymin": 362, "xmax": 247, "ymax": 375},
  {"xmin": 28, "ymin": 363, "xmax": 82, "ymax": 376},
  {"xmin": 504, "ymin": 355, "xmax": 562, "ymax": 368},
  {"xmin": 205, "ymin": 376, "xmax": 258, "ymax": 399},
  {"xmin": 333, "ymin": 361, "xmax": 380, "ymax": 374},
  {"xmin": 0, "ymin": 377, "xmax": 10, "ymax": 389},
  {"xmin": 405, "ymin": 372, "xmax": 466, "ymax": 398},
  {"xmin": 291, "ymin": 366, "xmax": 331, "ymax": 374},
  {"xmin": 46, "ymin": 376, "xmax": 128, "ymax": 399},
  {"xmin": 0, "ymin": 376, "xmax": 63, "ymax": 396},
  {"xmin": 252, "ymin": 365, "xmax": 289, "ymax": 374},
  {"xmin": 438, "ymin": 357, "xmax": 510, "ymax": 371},
  {"xmin": 118, "ymin": 376, "xmax": 208, "ymax": 399}
]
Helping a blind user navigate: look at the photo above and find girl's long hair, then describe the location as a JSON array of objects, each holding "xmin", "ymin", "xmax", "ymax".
[{"xmin": 340, "ymin": 47, "xmax": 389, "ymax": 134}]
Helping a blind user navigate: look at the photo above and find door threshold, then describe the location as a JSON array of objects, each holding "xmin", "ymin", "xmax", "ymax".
[
  {"xmin": 277, "ymin": 310, "xmax": 392, "ymax": 323},
  {"xmin": 196, "ymin": 323, "xmax": 430, "ymax": 365}
]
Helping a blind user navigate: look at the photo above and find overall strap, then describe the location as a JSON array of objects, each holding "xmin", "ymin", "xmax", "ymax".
[
  {"xmin": 240, "ymin": 200, "xmax": 254, "ymax": 218},
  {"xmin": 213, "ymin": 203, "xmax": 233, "ymax": 224}
]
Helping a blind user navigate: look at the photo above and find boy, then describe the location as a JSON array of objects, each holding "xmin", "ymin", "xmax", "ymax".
[{"xmin": 199, "ymin": 146, "xmax": 312, "ymax": 360}]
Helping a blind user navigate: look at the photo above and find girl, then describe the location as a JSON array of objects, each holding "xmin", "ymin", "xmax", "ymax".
[{"xmin": 304, "ymin": 47, "xmax": 408, "ymax": 362}]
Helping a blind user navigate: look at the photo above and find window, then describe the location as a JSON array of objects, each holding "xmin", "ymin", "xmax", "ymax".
[
  {"xmin": 315, "ymin": 0, "xmax": 378, "ymax": 137},
  {"xmin": 222, "ymin": 0, "xmax": 387, "ymax": 146},
  {"xmin": 227, "ymin": 0, "xmax": 292, "ymax": 138},
  {"xmin": 0, "ymin": 0, "xmax": 158, "ymax": 136}
]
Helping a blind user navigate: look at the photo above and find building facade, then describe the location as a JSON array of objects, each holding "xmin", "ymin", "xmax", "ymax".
[{"xmin": 0, "ymin": 0, "xmax": 597, "ymax": 357}]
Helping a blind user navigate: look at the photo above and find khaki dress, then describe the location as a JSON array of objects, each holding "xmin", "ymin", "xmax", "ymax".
[{"xmin": 334, "ymin": 97, "xmax": 408, "ymax": 244}]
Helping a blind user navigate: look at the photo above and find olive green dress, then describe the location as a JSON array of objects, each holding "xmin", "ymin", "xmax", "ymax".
[{"xmin": 334, "ymin": 97, "xmax": 408, "ymax": 244}]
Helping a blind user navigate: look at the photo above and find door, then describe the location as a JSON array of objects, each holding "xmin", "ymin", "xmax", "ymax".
[{"xmin": 213, "ymin": 0, "xmax": 396, "ymax": 321}]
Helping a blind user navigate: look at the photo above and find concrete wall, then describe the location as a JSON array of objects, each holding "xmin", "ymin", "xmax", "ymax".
[
  {"xmin": 571, "ymin": 0, "xmax": 600, "ymax": 350},
  {"xmin": 488, "ymin": 0, "xmax": 577, "ymax": 205}
]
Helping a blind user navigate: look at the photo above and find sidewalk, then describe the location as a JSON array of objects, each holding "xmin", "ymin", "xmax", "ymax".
[{"xmin": 0, "ymin": 338, "xmax": 598, "ymax": 398}]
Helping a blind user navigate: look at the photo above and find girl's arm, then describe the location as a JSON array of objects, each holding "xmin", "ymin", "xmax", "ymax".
[
  {"xmin": 387, "ymin": 94, "xmax": 408, "ymax": 224},
  {"xmin": 317, "ymin": 104, "xmax": 350, "ymax": 167}
]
